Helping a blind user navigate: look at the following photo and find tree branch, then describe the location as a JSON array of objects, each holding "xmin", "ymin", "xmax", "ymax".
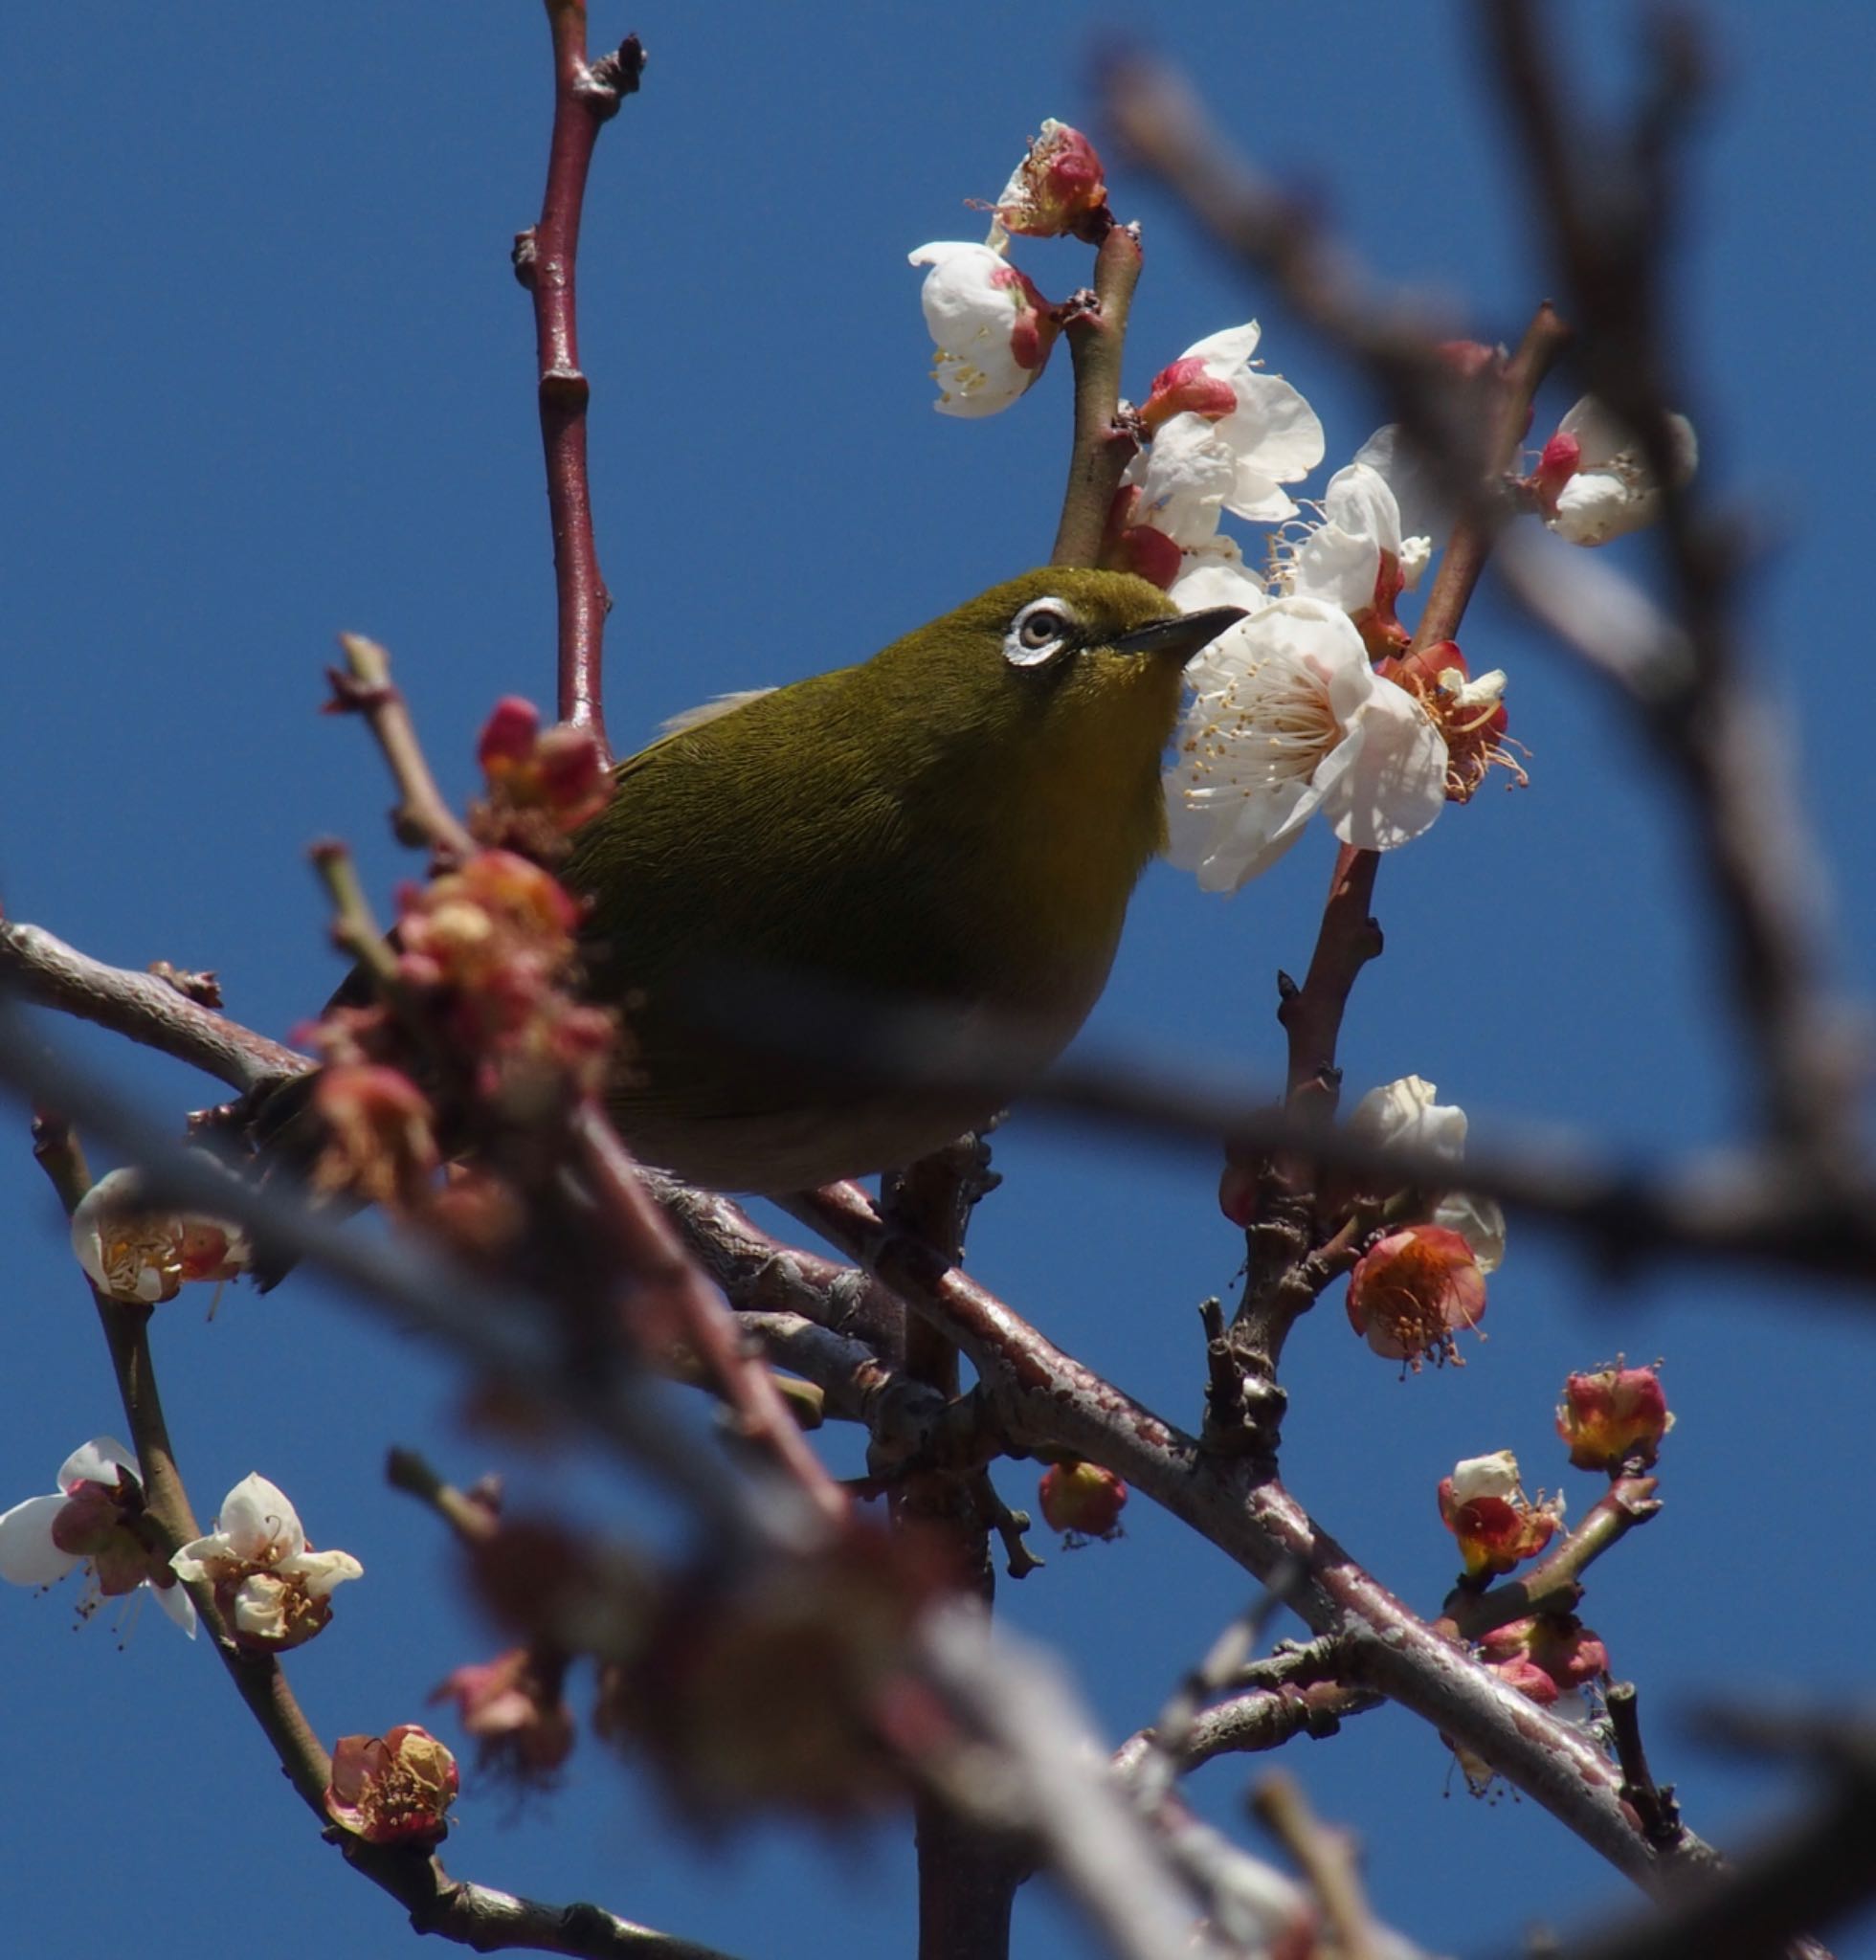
[
  {"xmin": 515, "ymin": 5, "xmax": 645, "ymax": 757},
  {"xmin": 1050, "ymin": 223, "xmax": 1144, "ymax": 568}
]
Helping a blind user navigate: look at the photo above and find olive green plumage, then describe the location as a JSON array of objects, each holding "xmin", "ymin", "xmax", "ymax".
[{"xmin": 562, "ymin": 567, "xmax": 1242, "ymax": 1191}]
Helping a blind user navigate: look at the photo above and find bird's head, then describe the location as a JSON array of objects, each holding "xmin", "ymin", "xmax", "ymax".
[{"xmin": 869, "ymin": 566, "xmax": 1246, "ymax": 793}]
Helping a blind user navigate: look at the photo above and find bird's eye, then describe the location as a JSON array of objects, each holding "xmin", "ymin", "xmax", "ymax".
[{"xmin": 1002, "ymin": 597, "xmax": 1079, "ymax": 669}]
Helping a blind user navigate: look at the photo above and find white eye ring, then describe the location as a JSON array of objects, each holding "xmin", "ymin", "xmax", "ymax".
[{"xmin": 1002, "ymin": 596, "xmax": 1078, "ymax": 668}]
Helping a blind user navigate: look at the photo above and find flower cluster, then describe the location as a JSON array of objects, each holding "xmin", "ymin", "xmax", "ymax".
[
  {"xmin": 910, "ymin": 124, "xmax": 1703, "ymax": 892},
  {"xmin": 1318, "ymin": 1076, "xmax": 1505, "ymax": 1370},
  {"xmin": 298, "ymin": 833, "xmax": 618, "ymax": 1220},
  {"xmin": 1345, "ymin": 1223, "xmax": 1485, "ymax": 1370},
  {"xmin": 471, "ymin": 696, "xmax": 614, "ymax": 860},
  {"xmin": 1476, "ymin": 1615, "xmax": 1608, "ymax": 1708},
  {"xmin": 169, "ymin": 1473, "xmax": 362, "ymax": 1652}
]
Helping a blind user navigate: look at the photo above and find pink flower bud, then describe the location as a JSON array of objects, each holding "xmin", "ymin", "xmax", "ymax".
[
  {"xmin": 990, "ymin": 120, "xmax": 1109, "ymax": 239},
  {"xmin": 1138, "ymin": 354, "xmax": 1240, "ymax": 434},
  {"xmin": 1481, "ymin": 1615, "xmax": 1609, "ymax": 1698}
]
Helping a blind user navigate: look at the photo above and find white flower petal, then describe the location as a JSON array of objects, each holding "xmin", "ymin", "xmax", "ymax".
[
  {"xmin": 0, "ymin": 1495, "xmax": 83, "ymax": 1586},
  {"xmin": 216, "ymin": 1473, "xmax": 305, "ymax": 1561},
  {"xmin": 1450, "ymin": 1450, "xmax": 1520, "ymax": 1504},
  {"xmin": 1133, "ymin": 412, "xmax": 1236, "ymax": 547},
  {"xmin": 168, "ymin": 1536, "xmax": 223, "ymax": 1585},
  {"xmin": 1316, "ymin": 679, "xmax": 1448, "ymax": 852},
  {"xmin": 1350, "ymin": 1076, "xmax": 1468, "ymax": 1163},
  {"xmin": 1165, "ymin": 778, "xmax": 1315, "ymax": 891},
  {"xmin": 233, "ymin": 1573, "xmax": 290, "ymax": 1641},
  {"xmin": 908, "ymin": 241, "xmax": 1041, "ymax": 418},
  {"xmin": 1352, "ymin": 424, "xmax": 1445, "ymax": 545},
  {"xmin": 286, "ymin": 1548, "xmax": 365, "ymax": 1597},
  {"xmin": 1219, "ymin": 372, "xmax": 1326, "ymax": 510},
  {"xmin": 1169, "ymin": 552, "xmax": 1267, "ymax": 618},
  {"xmin": 1436, "ymin": 1191, "xmax": 1508, "ymax": 1275},
  {"xmin": 58, "ymin": 1437, "xmax": 140, "ymax": 1493},
  {"xmin": 1180, "ymin": 322, "xmax": 1263, "ymax": 371},
  {"xmin": 1550, "ymin": 470, "xmax": 1657, "ymax": 546},
  {"xmin": 153, "ymin": 1578, "xmax": 199, "ymax": 1638}
]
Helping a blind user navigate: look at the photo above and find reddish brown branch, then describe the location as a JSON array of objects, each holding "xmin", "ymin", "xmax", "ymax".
[
  {"xmin": 1050, "ymin": 223, "xmax": 1144, "ymax": 568},
  {"xmin": 782, "ymin": 1179, "xmax": 1721, "ymax": 1895},
  {"xmin": 1279, "ymin": 845, "xmax": 1381, "ymax": 1108},
  {"xmin": 1410, "ymin": 301, "xmax": 1573, "ymax": 654},
  {"xmin": 517, "ymin": 7, "xmax": 644, "ymax": 757}
]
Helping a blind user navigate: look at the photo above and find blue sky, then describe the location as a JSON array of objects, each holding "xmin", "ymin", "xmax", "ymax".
[{"xmin": 3, "ymin": 5, "xmax": 1872, "ymax": 1957}]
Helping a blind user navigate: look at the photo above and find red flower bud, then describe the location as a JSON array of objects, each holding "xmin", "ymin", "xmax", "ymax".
[
  {"xmin": 1038, "ymin": 1459, "xmax": 1128, "ymax": 1543},
  {"xmin": 1556, "ymin": 1364, "xmax": 1673, "ymax": 1474}
]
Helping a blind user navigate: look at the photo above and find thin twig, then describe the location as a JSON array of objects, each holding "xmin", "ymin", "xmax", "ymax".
[
  {"xmin": 1605, "ymin": 1682, "xmax": 1683, "ymax": 1853},
  {"xmin": 327, "ymin": 634, "xmax": 477, "ymax": 863},
  {"xmin": 1445, "ymin": 1477, "xmax": 1661, "ymax": 1638},
  {"xmin": 516, "ymin": 6, "xmax": 646, "ymax": 756},
  {"xmin": 570, "ymin": 1099, "xmax": 850, "ymax": 1529},
  {"xmin": 1251, "ymin": 1771, "xmax": 1379, "ymax": 1960}
]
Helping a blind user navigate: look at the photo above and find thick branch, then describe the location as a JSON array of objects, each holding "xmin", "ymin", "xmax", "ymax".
[
  {"xmin": 0, "ymin": 919, "xmax": 311, "ymax": 1095},
  {"xmin": 1050, "ymin": 223, "xmax": 1144, "ymax": 568}
]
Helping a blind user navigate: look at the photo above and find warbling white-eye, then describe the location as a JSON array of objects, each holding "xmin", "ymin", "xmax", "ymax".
[{"xmin": 561, "ymin": 568, "xmax": 1244, "ymax": 1190}]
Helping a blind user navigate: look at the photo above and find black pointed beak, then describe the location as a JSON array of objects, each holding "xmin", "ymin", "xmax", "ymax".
[{"xmin": 1109, "ymin": 605, "xmax": 1248, "ymax": 663}]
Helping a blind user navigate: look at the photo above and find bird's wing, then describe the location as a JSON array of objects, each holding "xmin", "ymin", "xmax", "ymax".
[{"xmin": 656, "ymin": 687, "xmax": 778, "ymax": 739}]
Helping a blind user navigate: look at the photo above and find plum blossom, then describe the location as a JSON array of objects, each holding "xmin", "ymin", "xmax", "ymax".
[
  {"xmin": 170, "ymin": 1473, "xmax": 361, "ymax": 1651},
  {"xmin": 1345, "ymin": 1223, "xmax": 1486, "ymax": 1370},
  {"xmin": 1282, "ymin": 458, "xmax": 1430, "ymax": 657},
  {"xmin": 1348, "ymin": 1074, "xmax": 1507, "ymax": 1274},
  {"xmin": 70, "ymin": 1168, "xmax": 250, "ymax": 1306},
  {"xmin": 1164, "ymin": 597, "xmax": 1448, "ymax": 891},
  {"xmin": 431, "ymin": 1645, "xmax": 574, "ymax": 1787},
  {"xmin": 1533, "ymin": 394, "xmax": 1698, "ymax": 546},
  {"xmin": 325, "ymin": 1726, "xmax": 458, "ymax": 1846},
  {"xmin": 986, "ymin": 119, "xmax": 1108, "ymax": 239},
  {"xmin": 0, "ymin": 1437, "xmax": 196, "ymax": 1636},
  {"xmin": 1128, "ymin": 324, "xmax": 1324, "ymax": 544},
  {"xmin": 1438, "ymin": 1449, "xmax": 1563, "ymax": 1578},
  {"xmin": 907, "ymin": 242, "xmax": 1058, "ymax": 417}
]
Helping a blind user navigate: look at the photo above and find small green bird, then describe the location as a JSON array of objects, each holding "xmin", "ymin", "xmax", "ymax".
[{"xmin": 562, "ymin": 568, "xmax": 1243, "ymax": 1191}]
